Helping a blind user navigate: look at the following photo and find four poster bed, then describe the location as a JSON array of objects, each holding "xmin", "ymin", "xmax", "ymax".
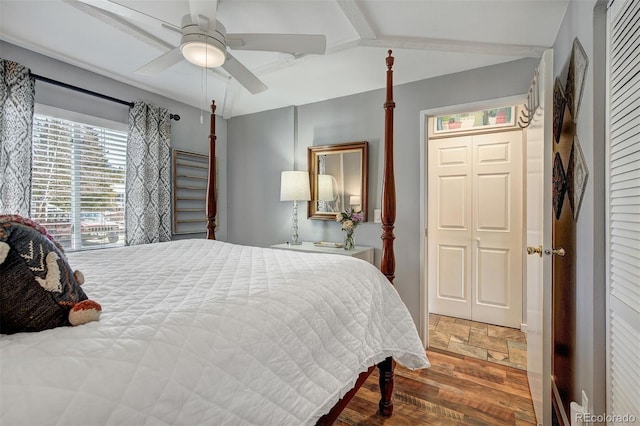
[{"xmin": 0, "ymin": 51, "xmax": 429, "ymax": 425}]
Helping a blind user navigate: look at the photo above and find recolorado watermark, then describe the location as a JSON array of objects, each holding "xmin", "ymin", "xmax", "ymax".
[{"xmin": 576, "ymin": 412, "xmax": 637, "ymax": 423}]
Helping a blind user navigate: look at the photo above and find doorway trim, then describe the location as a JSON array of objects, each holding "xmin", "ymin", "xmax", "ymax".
[{"xmin": 418, "ymin": 94, "xmax": 526, "ymax": 345}]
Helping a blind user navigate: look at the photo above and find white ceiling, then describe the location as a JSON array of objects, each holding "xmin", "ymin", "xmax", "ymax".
[{"xmin": 0, "ymin": 0, "xmax": 568, "ymax": 118}]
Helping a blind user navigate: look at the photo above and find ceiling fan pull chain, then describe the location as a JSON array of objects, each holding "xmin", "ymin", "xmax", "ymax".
[
  {"xmin": 205, "ymin": 46, "xmax": 208, "ymax": 120},
  {"xmin": 200, "ymin": 62, "xmax": 205, "ymax": 125}
]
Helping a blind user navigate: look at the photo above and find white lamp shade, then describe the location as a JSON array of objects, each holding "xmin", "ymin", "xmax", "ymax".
[
  {"xmin": 317, "ymin": 174, "xmax": 336, "ymax": 201},
  {"xmin": 349, "ymin": 195, "xmax": 361, "ymax": 206},
  {"xmin": 280, "ymin": 171, "xmax": 311, "ymax": 201}
]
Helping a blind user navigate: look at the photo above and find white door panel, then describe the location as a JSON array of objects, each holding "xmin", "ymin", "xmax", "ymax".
[
  {"xmin": 429, "ymin": 136, "xmax": 473, "ymax": 319},
  {"xmin": 476, "ymin": 173, "xmax": 510, "ymax": 230},
  {"xmin": 437, "ymin": 244, "xmax": 468, "ymax": 301},
  {"xmin": 438, "ymin": 145, "xmax": 468, "ymax": 165},
  {"xmin": 429, "ymin": 130, "xmax": 522, "ymax": 328},
  {"xmin": 472, "ymin": 132, "xmax": 523, "ymax": 328},
  {"xmin": 476, "ymin": 247, "xmax": 510, "ymax": 306},
  {"xmin": 525, "ymin": 49, "xmax": 553, "ymax": 426},
  {"xmin": 438, "ymin": 175, "xmax": 468, "ymax": 229}
]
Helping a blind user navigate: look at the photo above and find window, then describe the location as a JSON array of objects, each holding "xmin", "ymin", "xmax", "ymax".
[{"xmin": 30, "ymin": 105, "xmax": 127, "ymax": 251}]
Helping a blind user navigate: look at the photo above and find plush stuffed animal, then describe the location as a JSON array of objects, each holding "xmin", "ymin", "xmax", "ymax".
[{"xmin": 0, "ymin": 214, "xmax": 101, "ymax": 334}]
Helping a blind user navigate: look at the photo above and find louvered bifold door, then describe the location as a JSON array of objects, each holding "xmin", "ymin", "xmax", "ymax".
[{"xmin": 606, "ymin": 0, "xmax": 640, "ymax": 419}]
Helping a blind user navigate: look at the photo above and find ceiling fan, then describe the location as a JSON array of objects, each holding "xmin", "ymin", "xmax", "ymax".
[{"xmin": 76, "ymin": 0, "xmax": 327, "ymax": 94}]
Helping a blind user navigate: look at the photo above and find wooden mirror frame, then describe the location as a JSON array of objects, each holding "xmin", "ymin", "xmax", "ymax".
[{"xmin": 307, "ymin": 141, "xmax": 369, "ymax": 221}]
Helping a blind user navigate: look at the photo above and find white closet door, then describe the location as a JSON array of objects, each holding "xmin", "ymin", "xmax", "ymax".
[
  {"xmin": 428, "ymin": 130, "xmax": 523, "ymax": 328},
  {"xmin": 607, "ymin": 0, "xmax": 640, "ymax": 418},
  {"xmin": 428, "ymin": 136, "xmax": 474, "ymax": 319},
  {"xmin": 472, "ymin": 131, "xmax": 523, "ymax": 328}
]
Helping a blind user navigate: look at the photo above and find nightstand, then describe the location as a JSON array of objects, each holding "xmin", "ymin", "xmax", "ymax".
[{"xmin": 270, "ymin": 241, "xmax": 374, "ymax": 264}]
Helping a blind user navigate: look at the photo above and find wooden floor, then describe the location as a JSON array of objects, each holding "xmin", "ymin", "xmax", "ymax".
[{"xmin": 336, "ymin": 348, "xmax": 537, "ymax": 426}]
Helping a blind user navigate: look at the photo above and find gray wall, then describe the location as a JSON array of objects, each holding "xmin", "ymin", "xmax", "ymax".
[
  {"xmin": 1, "ymin": 41, "xmax": 228, "ymax": 241},
  {"xmin": 227, "ymin": 106, "xmax": 294, "ymax": 246},
  {"xmin": 551, "ymin": 0, "xmax": 606, "ymax": 416},
  {"xmin": 226, "ymin": 57, "xmax": 539, "ymax": 325}
]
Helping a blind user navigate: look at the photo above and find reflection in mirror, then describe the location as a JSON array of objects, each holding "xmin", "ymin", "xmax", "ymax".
[{"xmin": 308, "ymin": 141, "xmax": 368, "ymax": 221}]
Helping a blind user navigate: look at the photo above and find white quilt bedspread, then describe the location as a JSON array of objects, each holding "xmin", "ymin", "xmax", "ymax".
[{"xmin": 0, "ymin": 239, "xmax": 429, "ymax": 426}]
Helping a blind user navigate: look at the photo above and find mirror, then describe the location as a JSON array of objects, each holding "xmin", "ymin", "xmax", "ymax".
[{"xmin": 307, "ymin": 141, "xmax": 368, "ymax": 221}]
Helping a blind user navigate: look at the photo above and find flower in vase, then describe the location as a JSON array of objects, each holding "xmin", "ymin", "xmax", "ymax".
[
  {"xmin": 336, "ymin": 209, "xmax": 364, "ymax": 229},
  {"xmin": 342, "ymin": 219, "xmax": 354, "ymax": 230},
  {"xmin": 336, "ymin": 208, "xmax": 363, "ymax": 250}
]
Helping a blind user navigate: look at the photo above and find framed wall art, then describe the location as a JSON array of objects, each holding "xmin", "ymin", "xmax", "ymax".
[
  {"xmin": 553, "ymin": 152, "xmax": 567, "ymax": 221},
  {"xmin": 566, "ymin": 136, "xmax": 589, "ymax": 221},
  {"xmin": 565, "ymin": 38, "xmax": 588, "ymax": 122},
  {"xmin": 553, "ymin": 78, "xmax": 566, "ymax": 143}
]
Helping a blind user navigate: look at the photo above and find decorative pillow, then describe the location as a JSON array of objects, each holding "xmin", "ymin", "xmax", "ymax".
[{"xmin": 0, "ymin": 215, "xmax": 101, "ymax": 334}]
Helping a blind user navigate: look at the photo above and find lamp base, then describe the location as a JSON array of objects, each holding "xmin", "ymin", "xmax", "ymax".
[{"xmin": 288, "ymin": 200, "xmax": 303, "ymax": 246}]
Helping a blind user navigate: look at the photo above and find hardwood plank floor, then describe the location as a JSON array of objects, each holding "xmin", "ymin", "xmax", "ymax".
[{"xmin": 336, "ymin": 348, "xmax": 537, "ymax": 425}]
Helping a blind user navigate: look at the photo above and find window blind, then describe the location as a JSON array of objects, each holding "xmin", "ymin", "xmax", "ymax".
[
  {"xmin": 607, "ymin": 0, "xmax": 640, "ymax": 418},
  {"xmin": 31, "ymin": 111, "xmax": 127, "ymax": 251}
]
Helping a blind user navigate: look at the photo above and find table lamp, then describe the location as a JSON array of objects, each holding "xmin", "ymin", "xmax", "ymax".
[{"xmin": 280, "ymin": 171, "xmax": 310, "ymax": 245}]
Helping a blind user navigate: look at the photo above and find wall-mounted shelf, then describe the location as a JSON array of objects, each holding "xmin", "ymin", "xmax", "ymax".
[{"xmin": 172, "ymin": 149, "xmax": 209, "ymax": 235}]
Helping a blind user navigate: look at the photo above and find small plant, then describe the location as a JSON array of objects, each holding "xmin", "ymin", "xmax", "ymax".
[{"xmin": 335, "ymin": 208, "xmax": 364, "ymax": 250}]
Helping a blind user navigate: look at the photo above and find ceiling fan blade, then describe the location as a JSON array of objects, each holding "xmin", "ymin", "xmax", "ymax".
[
  {"xmin": 222, "ymin": 52, "xmax": 268, "ymax": 94},
  {"xmin": 76, "ymin": 0, "xmax": 180, "ymax": 32},
  {"xmin": 226, "ymin": 34, "xmax": 326, "ymax": 55},
  {"xmin": 135, "ymin": 47, "xmax": 183, "ymax": 75},
  {"xmin": 188, "ymin": 0, "xmax": 217, "ymax": 31}
]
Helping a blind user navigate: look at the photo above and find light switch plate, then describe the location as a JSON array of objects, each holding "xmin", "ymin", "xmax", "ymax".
[{"xmin": 374, "ymin": 209, "xmax": 381, "ymax": 223}]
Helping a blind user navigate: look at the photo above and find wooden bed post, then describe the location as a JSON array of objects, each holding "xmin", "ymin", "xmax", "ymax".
[
  {"xmin": 381, "ymin": 50, "xmax": 396, "ymax": 285},
  {"xmin": 378, "ymin": 49, "xmax": 396, "ymax": 417},
  {"xmin": 206, "ymin": 100, "xmax": 217, "ymax": 240},
  {"xmin": 315, "ymin": 51, "xmax": 398, "ymax": 426}
]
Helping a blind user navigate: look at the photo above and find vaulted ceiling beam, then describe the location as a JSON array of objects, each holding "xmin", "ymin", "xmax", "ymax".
[
  {"xmin": 63, "ymin": 0, "xmax": 174, "ymax": 52},
  {"xmin": 360, "ymin": 37, "xmax": 547, "ymax": 58},
  {"xmin": 335, "ymin": 0, "xmax": 546, "ymax": 58},
  {"xmin": 335, "ymin": 0, "xmax": 376, "ymax": 39}
]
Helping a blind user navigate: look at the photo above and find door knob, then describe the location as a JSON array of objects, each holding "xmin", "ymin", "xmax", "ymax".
[
  {"xmin": 527, "ymin": 245, "xmax": 542, "ymax": 257},
  {"xmin": 544, "ymin": 247, "xmax": 566, "ymax": 257}
]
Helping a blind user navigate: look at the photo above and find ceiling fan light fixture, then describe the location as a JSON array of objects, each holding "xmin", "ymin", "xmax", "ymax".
[{"xmin": 181, "ymin": 39, "xmax": 226, "ymax": 68}]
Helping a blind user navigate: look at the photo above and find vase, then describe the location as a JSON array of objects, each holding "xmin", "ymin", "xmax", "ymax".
[{"xmin": 344, "ymin": 230, "xmax": 355, "ymax": 250}]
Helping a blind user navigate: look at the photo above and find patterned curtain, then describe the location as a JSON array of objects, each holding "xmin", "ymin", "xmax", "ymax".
[
  {"xmin": 0, "ymin": 60, "xmax": 35, "ymax": 216},
  {"xmin": 125, "ymin": 102, "xmax": 171, "ymax": 246}
]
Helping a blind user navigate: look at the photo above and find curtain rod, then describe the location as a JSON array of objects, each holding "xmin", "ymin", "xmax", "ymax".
[{"xmin": 30, "ymin": 72, "xmax": 180, "ymax": 121}]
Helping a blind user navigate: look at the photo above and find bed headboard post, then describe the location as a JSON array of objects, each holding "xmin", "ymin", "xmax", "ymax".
[
  {"xmin": 206, "ymin": 100, "xmax": 217, "ymax": 240},
  {"xmin": 381, "ymin": 50, "xmax": 396, "ymax": 285}
]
